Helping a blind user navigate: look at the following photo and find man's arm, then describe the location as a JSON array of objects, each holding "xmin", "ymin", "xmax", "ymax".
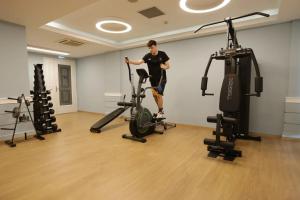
[
  {"xmin": 160, "ymin": 51, "xmax": 170, "ymax": 70},
  {"xmin": 126, "ymin": 59, "xmax": 144, "ymax": 65},
  {"xmin": 161, "ymin": 60, "xmax": 170, "ymax": 70}
]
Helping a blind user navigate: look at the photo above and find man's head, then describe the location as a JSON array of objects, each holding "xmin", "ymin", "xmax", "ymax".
[{"xmin": 147, "ymin": 40, "xmax": 158, "ymax": 55}]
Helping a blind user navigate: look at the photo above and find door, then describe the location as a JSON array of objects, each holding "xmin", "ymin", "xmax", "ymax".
[
  {"xmin": 43, "ymin": 58, "xmax": 78, "ymax": 114},
  {"xmin": 58, "ymin": 65, "xmax": 72, "ymax": 106}
]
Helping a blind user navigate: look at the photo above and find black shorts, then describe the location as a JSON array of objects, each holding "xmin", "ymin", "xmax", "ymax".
[{"xmin": 151, "ymin": 80, "xmax": 166, "ymax": 96}]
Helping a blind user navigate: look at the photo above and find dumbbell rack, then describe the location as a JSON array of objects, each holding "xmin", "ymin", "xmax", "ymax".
[
  {"xmin": 0, "ymin": 94, "xmax": 45, "ymax": 147},
  {"xmin": 31, "ymin": 64, "xmax": 61, "ymax": 135}
]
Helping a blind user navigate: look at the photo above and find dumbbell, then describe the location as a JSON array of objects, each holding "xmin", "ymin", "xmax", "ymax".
[
  {"xmin": 30, "ymin": 90, "xmax": 50, "ymax": 95},
  {"xmin": 37, "ymin": 109, "xmax": 55, "ymax": 115},
  {"xmin": 40, "ymin": 116, "xmax": 56, "ymax": 123},
  {"xmin": 52, "ymin": 124, "xmax": 58, "ymax": 131},
  {"xmin": 40, "ymin": 102, "xmax": 53, "ymax": 108},
  {"xmin": 32, "ymin": 96, "xmax": 52, "ymax": 102},
  {"xmin": 39, "ymin": 96, "xmax": 52, "ymax": 101},
  {"xmin": 42, "ymin": 123, "xmax": 57, "ymax": 131},
  {"xmin": 35, "ymin": 102, "xmax": 53, "ymax": 108},
  {"xmin": 34, "ymin": 86, "xmax": 46, "ymax": 92},
  {"xmin": 34, "ymin": 80, "xmax": 45, "ymax": 85},
  {"xmin": 34, "ymin": 64, "xmax": 43, "ymax": 70},
  {"xmin": 34, "ymin": 74, "xmax": 44, "ymax": 79},
  {"xmin": 34, "ymin": 74, "xmax": 45, "ymax": 83},
  {"xmin": 33, "ymin": 90, "xmax": 51, "ymax": 95},
  {"xmin": 41, "ymin": 90, "xmax": 51, "ymax": 95},
  {"xmin": 43, "ymin": 109, "xmax": 55, "ymax": 115}
]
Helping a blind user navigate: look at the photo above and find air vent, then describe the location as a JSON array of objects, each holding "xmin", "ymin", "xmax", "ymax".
[
  {"xmin": 58, "ymin": 39, "xmax": 84, "ymax": 47},
  {"xmin": 138, "ymin": 7, "xmax": 165, "ymax": 19}
]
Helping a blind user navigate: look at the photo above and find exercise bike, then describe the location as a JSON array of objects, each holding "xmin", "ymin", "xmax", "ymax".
[
  {"xmin": 195, "ymin": 12, "xmax": 269, "ymax": 161},
  {"xmin": 118, "ymin": 57, "xmax": 176, "ymax": 143}
]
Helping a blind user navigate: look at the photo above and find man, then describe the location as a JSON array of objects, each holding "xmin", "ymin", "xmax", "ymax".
[{"xmin": 125, "ymin": 40, "xmax": 170, "ymax": 118}]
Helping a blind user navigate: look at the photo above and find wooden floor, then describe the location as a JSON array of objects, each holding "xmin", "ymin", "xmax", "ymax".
[{"xmin": 0, "ymin": 112, "xmax": 300, "ymax": 200}]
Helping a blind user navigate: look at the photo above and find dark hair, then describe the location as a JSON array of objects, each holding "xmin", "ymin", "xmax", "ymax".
[{"xmin": 147, "ymin": 40, "xmax": 157, "ymax": 47}]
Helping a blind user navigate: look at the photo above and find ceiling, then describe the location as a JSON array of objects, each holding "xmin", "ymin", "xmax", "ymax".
[{"xmin": 1, "ymin": 0, "xmax": 300, "ymax": 58}]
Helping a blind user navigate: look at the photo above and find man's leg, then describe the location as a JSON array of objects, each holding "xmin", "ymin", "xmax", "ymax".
[
  {"xmin": 152, "ymin": 89, "xmax": 164, "ymax": 113},
  {"xmin": 157, "ymin": 94, "xmax": 164, "ymax": 113},
  {"xmin": 151, "ymin": 89, "xmax": 163, "ymax": 112}
]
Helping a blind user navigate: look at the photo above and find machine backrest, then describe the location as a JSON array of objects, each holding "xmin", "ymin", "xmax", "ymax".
[{"xmin": 219, "ymin": 74, "xmax": 240, "ymax": 112}]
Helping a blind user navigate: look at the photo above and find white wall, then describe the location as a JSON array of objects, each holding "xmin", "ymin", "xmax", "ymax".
[
  {"xmin": 77, "ymin": 54, "xmax": 106, "ymax": 113},
  {"xmin": 76, "ymin": 22, "xmax": 296, "ymax": 135},
  {"xmin": 0, "ymin": 21, "xmax": 29, "ymax": 97},
  {"xmin": 288, "ymin": 20, "xmax": 300, "ymax": 97}
]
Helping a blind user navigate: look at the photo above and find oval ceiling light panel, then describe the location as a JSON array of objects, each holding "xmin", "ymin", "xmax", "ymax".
[
  {"xmin": 179, "ymin": 0, "xmax": 231, "ymax": 14},
  {"xmin": 96, "ymin": 20, "xmax": 132, "ymax": 34}
]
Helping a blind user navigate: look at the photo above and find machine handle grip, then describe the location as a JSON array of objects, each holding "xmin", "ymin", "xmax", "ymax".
[
  {"xmin": 244, "ymin": 77, "xmax": 263, "ymax": 97},
  {"xmin": 255, "ymin": 77, "xmax": 263, "ymax": 94},
  {"xmin": 201, "ymin": 77, "xmax": 214, "ymax": 96},
  {"xmin": 201, "ymin": 77, "xmax": 208, "ymax": 90},
  {"xmin": 202, "ymin": 92, "xmax": 214, "ymax": 96}
]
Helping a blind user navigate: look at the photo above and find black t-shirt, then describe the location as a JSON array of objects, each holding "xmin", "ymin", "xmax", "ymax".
[{"xmin": 143, "ymin": 51, "xmax": 169, "ymax": 86}]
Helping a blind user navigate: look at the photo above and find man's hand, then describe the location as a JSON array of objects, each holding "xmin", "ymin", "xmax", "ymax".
[
  {"xmin": 125, "ymin": 58, "xmax": 130, "ymax": 64},
  {"xmin": 160, "ymin": 61, "xmax": 170, "ymax": 70}
]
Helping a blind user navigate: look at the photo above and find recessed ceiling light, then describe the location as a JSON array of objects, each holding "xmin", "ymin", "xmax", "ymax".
[
  {"xmin": 179, "ymin": 0, "xmax": 231, "ymax": 14},
  {"xmin": 96, "ymin": 20, "xmax": 132, "ymax": 34},
  {"xmin": 27, "ymin": 46, "xmax": 70, "ymax": 56}
]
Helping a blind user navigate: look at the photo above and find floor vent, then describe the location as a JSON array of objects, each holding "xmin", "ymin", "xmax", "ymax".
[{"xmin": 138, "ymin": 7, "xmax": 165, "ymax": 19}]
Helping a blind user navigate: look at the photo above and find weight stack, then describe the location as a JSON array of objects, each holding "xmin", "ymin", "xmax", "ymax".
[{"xmin": 30, "ymin": 64, "xmax": 61, "ymax": 135}]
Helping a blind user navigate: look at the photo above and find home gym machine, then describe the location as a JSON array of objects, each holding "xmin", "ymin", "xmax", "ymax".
[
  {"xmin": 119, "ymin": 57, "xmax": 176, "ymax": 143},
  {"xmin": 195, "ymin": 12, "xmax": 269, "ymax": 161}
]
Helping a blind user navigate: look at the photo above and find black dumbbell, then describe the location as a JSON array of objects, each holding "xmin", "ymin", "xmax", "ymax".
[
  {"xmin": 42, "ymin": 123, "xmax": 57, "ymax": 131},
  {"xmin": 40, "ymin": 102, "xmax": 53, "ymax": 108},
  {"xmin": 52, "ymin": 124, "xmax": 58, "ymax": 131},
  {"xmin": 41, "ymin": 116, "xmax": 56, "ymax": 123},
  {"xmin": 43, "ymin": 109, "xmax": 55, "ymax": 115},
  {"xmin": 32, "ymin": 96, "xmax": 52, "ymax": 102},
  {"xmin": 33, "ymin": 90, "xmax": 51, "ymax": 96}
]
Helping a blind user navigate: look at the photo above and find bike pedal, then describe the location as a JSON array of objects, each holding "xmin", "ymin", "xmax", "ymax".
[{"xmin": 156, "ymin": 117, "xmax": 166, "ymax": 122}]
